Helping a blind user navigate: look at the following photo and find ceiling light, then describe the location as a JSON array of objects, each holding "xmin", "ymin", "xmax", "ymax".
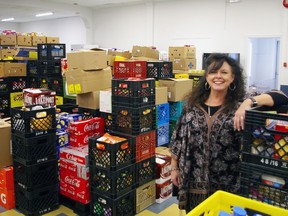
[
  {"xmin": 35, "ymin": 12, "xmax": 53, "ymax": 17},
  {"xmin": 1, "ymin": 17, "xmax": 15, "ymax": 22}
]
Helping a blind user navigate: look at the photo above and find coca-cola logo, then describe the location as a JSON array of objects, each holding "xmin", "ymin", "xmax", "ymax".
[
  {"xmin": 65, "ymin": 176, "xmax": 80, "ymax": 187},
  {"xmin": 84, "ymin": 135, "xmax": 89, "ymax": 143},
  {"xmin": 84, "ymin": 121, "xmax": 100, "ymax": 132}
]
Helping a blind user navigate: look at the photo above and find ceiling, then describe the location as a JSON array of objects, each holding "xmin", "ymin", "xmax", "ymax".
[{"xmin": 0, "ymin": 0, "xmax": 174, "ymax": 23}]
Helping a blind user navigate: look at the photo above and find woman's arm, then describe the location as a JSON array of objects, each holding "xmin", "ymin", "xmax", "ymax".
[{"xmin": 234, "ymin": 90, "xmax": 288, "ymax": 131}]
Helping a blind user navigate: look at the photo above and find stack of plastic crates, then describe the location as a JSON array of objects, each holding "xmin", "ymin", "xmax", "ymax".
[
  {"xmin": 10, "ymin": 105, "xmax": 59, "ymax": 215},
  {"xmin": 240, "ymin": 105, "xmax": 288, "ymax": 210}
]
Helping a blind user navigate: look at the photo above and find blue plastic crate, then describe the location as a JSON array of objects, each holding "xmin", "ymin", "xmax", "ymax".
[
  {"xmin": 169, "ymin": 101, "xmax": 184, "ymax": 121},
  {"xmin": 157, "ymin": 122, "xmax": 169, "ymax": 146},
  {"xmin": 156, "ymin": 103, "xmax": 169, "ymax": 126}
]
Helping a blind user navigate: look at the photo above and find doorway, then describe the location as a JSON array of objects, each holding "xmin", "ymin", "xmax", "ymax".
[{"xmin": 248, "ymin": 37, "xmax": 280, "ymax": 92}]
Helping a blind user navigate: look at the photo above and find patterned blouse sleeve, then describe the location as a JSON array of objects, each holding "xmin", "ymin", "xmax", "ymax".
[{"xmin": 169, "ymin": 113, "xmax": 185, "ymax": 160}]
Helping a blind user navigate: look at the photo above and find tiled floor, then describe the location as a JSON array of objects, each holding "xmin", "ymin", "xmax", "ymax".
[{"xmin": 0, "ymin": 196, "xmax": 182, "ymax": 216}]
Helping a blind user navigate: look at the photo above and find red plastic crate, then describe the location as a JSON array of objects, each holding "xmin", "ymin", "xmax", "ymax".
[
  {"xmin": 113, "ymin": 60, "xmax": 146, "ymax": 79},
  {"xmin": 135, "ymin": 130, "xmax": 156, "ymax": 162}
]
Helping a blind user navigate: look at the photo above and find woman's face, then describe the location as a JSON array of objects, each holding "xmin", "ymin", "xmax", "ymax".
[{"xmin": 206, "ymin": 61, "xmax": 235, "ymax": 93}]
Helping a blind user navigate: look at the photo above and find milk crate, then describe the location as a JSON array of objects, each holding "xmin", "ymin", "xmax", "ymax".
[
  {"xmin": 100, "ymin": 112, "xmax": 113, "ymax": 131},
  {"xmin": 135, "ymin": 130, "xmax": 156, "ymax": 162},
  {"xmin": 0, "ymin": 92, "xmax": 10, "ymax": 112},
  {"xmin": 242, "ymin": 105, "xmax": 288, "ymax": 172},
  {"xmin": 13, "ymin": 158, "xmax": 58, "ymax": 190},
  {"xmin": 47, "ymin": 76, "xmax": 64, "ymax": 95},
  {"xmin": 37, "ymin": 59, "xmax": 62, "ymax": 76},
  {"xmin": 146, "ymin": 61, "xmax": 173, "ymax": 80},
  {"xmin": 90, "ymin": 190, "xmax": 135, "ymax": 216},
  {"xmin": 78, "ymin": 107, "xmax": 100, "ymax": 119},
  {"xmin": 26, "ymin": 60, "xmax": 38, "ymax": 76},
  {"xmin": 56, "ymin": 103, "xmax": 78, "ymax": 113},
  {"xmin": 38, "ymin": 77, "xmax": 49, "ymax": 89},
  {"xmin": 157, "ymin": 122, "xmax": 169, "ymax": 146},
  {"xmin": 37, "ymin": 43, "xmax": 66, "ymax": 60},
  {"xmin": 112, "ymin": 78, "xmax": 155, "ymax": 108},
  {"xmin": 156, "ymin": 103, "xmax": 169, "ymax": 126},
  {"xmin": 15, "ymin": 184, "xmax": 59, "ymax": 216},
  {"xmin": 90, "ymin": 163, "xmax": 136, "ymax": 198},
  {"xmin": 27, "ymin": 77, "xmax": 40, "ymax": 88},
  {"xmin": 11, "ymin": 105, "xmax": 56, "ymax": 138},
  {"xmin": 10, "ymin": 76, "xmax": 27, "ymax": 92},
  {"xmin": 113, "ymin": 60, "xmax": 146, "ymax": 79},
  {"xmin": 189, "ymin": 74, "xmax": 203, "ymax": 88},
  {"xmin": 12, "ymin": 133, "xmax": 57, "ymax": 164},
  {"xmin": 89, "ymin": 132, "xmax": 135, "ymax": 170},
  {"xmin": 169, "ymin": 101, "xmax": 184, "ymax": 121},
  {"xmin": 136, "ymin": 156, "xmax": 156, "ymax": 187},
  {"xmin": 240, "ymin": 162, "xmax": 288, "ymax": 209},
  {"xmin": 0, "ymin": 78, "xmax": 10, "ymax": 93},
  {"xmin": 112, "ymin": 105, "xmax": 156, "ymax": 135}
]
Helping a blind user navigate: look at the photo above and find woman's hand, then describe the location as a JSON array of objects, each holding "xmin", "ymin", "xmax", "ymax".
[
  {"xmin": 171, "ymin": 169, "xmax": 180, "ymax": 187},
  {"xmin": 234, "ymin": 99, "xmax": 252, "ymax": 131}
]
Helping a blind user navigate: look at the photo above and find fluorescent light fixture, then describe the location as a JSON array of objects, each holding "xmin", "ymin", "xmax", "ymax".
[
  {"xmin": 1, "ymin": 17, "xmax": 15, "ymax": 22},
  {"xmin": 35, "ymin": 12, "xmax": 53, "ymax": 17}
]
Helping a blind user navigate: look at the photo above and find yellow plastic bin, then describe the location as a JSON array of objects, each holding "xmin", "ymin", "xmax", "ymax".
[{"xmin": 186, "ymin": 190, "xmax": 288, "ymax": 216}]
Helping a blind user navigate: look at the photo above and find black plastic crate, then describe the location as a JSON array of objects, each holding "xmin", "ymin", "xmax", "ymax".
[
  {"xmin": 12, "ymin": 133, "xmax": 57, "ymax": 164},
  {"xmin": 90, "ymin": 163, "xmax": 136, "ymax": 198},
  {"xmin": 15, "ymin": 184, "xmax": 59, "ymax": 216},
  {"xmin": 78, "ymin": 107, "xmax": 100, "ymax": 119},
  {"xmin": 11, "ymin": 105, "xmax": 56, "ymax": 138},
  {"xmin": 100, "ymin": 112, "xmax": 113, "ymax": 131},
  {"xmin": 146, "ymin": 61, "xmax": 173, "ymax": 80},
  {"xmin": 0, "ymin": 108, "xmax": 10, "ymax": 119},
  {"xmin": 10, "ymin": 76, "xmax": 27, "ymax": 92},
  {"xmin": 27, "ymin": 77, "xmax": 40, "ymax": 88},
  {"xmin": 59, "ymin": 194, "xmax": 90, "ymax": 216},
  {"xmin": 38, "ymin": 77, "xmax": 49, "ymax": 89},
  {"xmin": 37, "ymin": 43, "xmax": 66, "ymax": 60},
  {"xmin": 0, "ymin": 78, "xmax": 10, "ymax": 93},
  {"xmin": 13, "ymin": 158, "xmax": 58, "ymax": 190},
  {"xmin": 47, "ymin": 76, "xmax": 63, "ymax": 95},
  {"xmin": 136, "ymin": 156, "xmax": 156, "ymax": 187},
  {"xmin": 57, "ymin": 103, "xmax": 79, "ymax": 113},
  {"xmin": 112, "ymin": 78, "xmax": 155, "ymax": 107},
  {"xmin": 91, "ymin": 190, "xmax": 135, "ymax": 216},
  {"xmin": 89, "ymin": 132, "xmax": 135, "ymax": 170},
  {"xmin": 112, "ymin": 105, "xmax": 156, "ymax": 135},
  {"xmin": 37, "ymin": 59, "xmax": 62, "ymax": 76},
  {"xmin": 0, "ymin": 92, "xmax": 10, "ymax": 111},
  {"xmin": 240, "ymin": 162, "xmax": 288, "ymax": 209},
  {"xmin": 26, "ymin": 60, "xmax": 38, "ymax": 76},
  {"xmin": 189, "ymin": 74, "xmax": 203, "ymax": 88},
  {"xmin": 243, "ymin": 105, "xmax": 288, "ymax": 172}
]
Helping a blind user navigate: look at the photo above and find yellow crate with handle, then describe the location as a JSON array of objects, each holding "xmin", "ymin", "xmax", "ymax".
[{"xmin": 186, "ymin": 190, "xmax": 288, "ymax": 216}]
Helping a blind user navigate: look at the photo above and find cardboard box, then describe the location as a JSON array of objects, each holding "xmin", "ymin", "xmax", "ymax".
[
  {"xmin": 136, "ymin": 180, "xmax": 156, "ymax": 214},
  {"xmin": 155, "ymin": 154, "xmax": 171, "ymax": 184},
  {"xmin": 172, "ymin": 58, "xmax": 196, "ymax": 70},
  {"xmin": 169, "ymin": 45, "xmax": 196, "ymax": 60},
  {"xmin": 0, "ymin": 121, "xmax": 12, "ymax": 168},
  {"xmin": 77, "ymin": 91, "xmax": 100, "ymax": 109},
  {"xmin": 67, "ymin": 49, "xmax": 107, "ymax": 71},
  {"xmin": 1, "ymin": 49, "xmax": 16, "ymax": 59},
  {"xmin": 99, "ymin": 88, "xmax": 112, "ymax": 113},
  {"xmin": 46, "ymin": 36, "xmax": 59, "ymax": 43},
  {"xmin": 32, "ymin": 36, "xmax": 46, "ymax": 46},
  {"xmin": 0, "ymin": 35, "xmax": 16, "ymax": 46},
  {"xmin": 23, "ymin": 88, "xmax": 56, "ymax": 107},
  {"xmin": 0, "ymin": 63, "xmax": 4, "ymax": 77},
  {"xmin": 17, "ymin": 35, "xmax": 32, "ymax": 46},
  {"xmin": 65, "ymin": 67, "xmax": 112, "ymax": 94},
  {"xmin": 155, "ymin": 178, "xmax": 172, "ymax": 204},
  {"xmin": 158, "ymin": 78, "xmax": 193, "ymax": 102},
  {"xmin": 155, "ymin": 87, "xmax": 168, "ymax": 105},
  {"xmin": 4, "ymin": 62, "xmax": 26, "ymax": 77},
  {"xmin": 0, "ymin": 187, "xmax": 15, "ymax": 210},
  {"xmin": 132, "ymin": 45, "xmax": 159, "ymax": 59}
]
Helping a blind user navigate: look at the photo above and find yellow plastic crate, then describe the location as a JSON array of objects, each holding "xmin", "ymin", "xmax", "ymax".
[{"xmin": 186, "ymin": 190, "xmax": 288, "ymax": 216}]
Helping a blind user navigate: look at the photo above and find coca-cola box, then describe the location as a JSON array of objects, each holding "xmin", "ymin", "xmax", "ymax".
[
  {"xmin": 60, "ymin": 145, "xmax": 89, "ymax": 167},
  {"xmin": 68, "ymin": 117, "xmax": 104, "ymax": 136},
  {"xmin": 23, "ymin": 88, "xmax": 56, "ymax": 107}
]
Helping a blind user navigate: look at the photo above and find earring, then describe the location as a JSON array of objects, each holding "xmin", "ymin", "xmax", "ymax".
[
  {"xmin": 205, "ymin": 82, "xmax": 211, "ymax": 90},
  {"xmin": 229, "ymin": 83, "xmax": 236, "ymax": 91}
]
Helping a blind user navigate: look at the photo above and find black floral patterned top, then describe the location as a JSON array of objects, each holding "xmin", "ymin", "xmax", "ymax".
[{"xmin": 169, "ymin": 103, "xmax": 243, "ymax": 211}]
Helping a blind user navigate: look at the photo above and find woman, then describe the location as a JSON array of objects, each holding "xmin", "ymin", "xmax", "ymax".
[{"xmin": 169, "ymin": 53, "xmax": 288, "ymax": 212}]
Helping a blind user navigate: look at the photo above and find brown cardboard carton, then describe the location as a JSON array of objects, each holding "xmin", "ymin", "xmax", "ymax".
[
  {"xmin": 169, "ymin": 45, "xmax": 196, "ymax": 60},
  {"xmin": 65, "ymin": 67, "xmax": 112, "ymax": 94},
  {"xmin": 0, "ymin": 35, "xmax": 17, "ymax": 46},
  {"xmin": 158, "ymin": 78, "xmax": 193, "ymax": 102},
  {"xmin": 4, "ymin": 62, "xmax": 27, "ymax": 77},
  {"xmin": 32, "ymin": 36, "xmax": 46, "ymax": 46},
  {"xmin": 155, "ymin": 87, "xmax": 168, "ymax": 105},
  {"xmin": 0, "ymin": 121, "xmax": 12, "ymax": 168},
  {"xmin": 17, "ymin": 35, "xmax": 32, "ymax": 46},
  {"xmin": 46, "ymin": 36, "xmax": 59, "ymax": 43},
  {"xmin": 172, "ymin": 58, "xmax": 196, "ymax": 70},
  {"xmin": 1, "ymin": 48, "xmax": 16, "ymax": 59},
  {"xmin": 132, "ymin": 45, "xmax": 159, "ymax": 59},
  {"xmin": 0, "ymin": 63, "xmax": 4, "ymax": 77},
  {"xmin": 67, "ymin": 49, "xmax": 107, "ymax": 71},
  {"xmin": 76, "ymin": 91, "xmax": 100, "ymax": 109}
]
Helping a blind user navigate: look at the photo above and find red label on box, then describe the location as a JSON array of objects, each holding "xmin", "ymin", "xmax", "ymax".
[
  {"xmin": 23, "ymin": 88, "xmax": 56, "ymax": 107},
  {"xmin": 60, "ymin": 146, "xmax": 89, "ymax": 167},
  {"xmin": 0, "ymin": 166, "xmax": 14, "ymax": 190},
  {"xmin": 69, "ymin": 117, "xmax": 104, "ymax": 135},
  {"xmin": 0, "ymin": 188, "xmax": 15, "ymax": 210}
]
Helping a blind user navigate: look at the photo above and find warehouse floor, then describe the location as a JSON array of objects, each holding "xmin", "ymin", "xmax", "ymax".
[{"xmin": 0, "ymin": 196, "xmax": 185, "ymax": 216}]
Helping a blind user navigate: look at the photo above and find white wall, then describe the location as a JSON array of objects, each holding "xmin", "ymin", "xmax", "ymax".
[{"xmin": 0, "ymin": 0, "xmax": 287, "ymax": 87}]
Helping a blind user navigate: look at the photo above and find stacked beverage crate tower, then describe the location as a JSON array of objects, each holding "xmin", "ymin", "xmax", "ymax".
[{"xmin": 89, "ymin": 59, "xmax": 173, "ymax": 215}]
